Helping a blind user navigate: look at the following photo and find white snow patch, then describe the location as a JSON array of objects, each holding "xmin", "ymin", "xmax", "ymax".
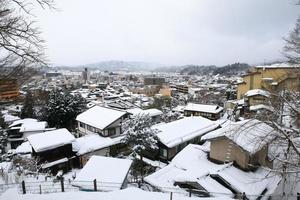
[{"xmin": 0, "ymin": 187, "xmax": 232, "ymax": 200}]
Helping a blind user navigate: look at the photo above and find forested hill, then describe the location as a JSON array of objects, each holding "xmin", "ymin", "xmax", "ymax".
[
  {"xmin": 179, "ymin": 65, "xmax": 217, "ymax": 75},
  {"xmin": 179, "ymin": 63, "xmax": 251, "ymax": 75}
]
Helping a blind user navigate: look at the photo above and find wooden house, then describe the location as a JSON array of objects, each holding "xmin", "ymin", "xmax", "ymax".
[
  {"xmin": 76, "ymin": 106, "xmax": 127, "ymax": 137},
  {"xmin": 184, "ymin": 103, "xmax": 223, "ymax": 120},
  {"xmin": 149, "ymin": 116, "xmax": 219, "ymax": 161},
  {"xmin": 27, "ymin": 128, "xmax": 76, "ymax": 174},
  {"xmin": 202, "ymin": 119, "xmax": 275, "ymax": 170}
]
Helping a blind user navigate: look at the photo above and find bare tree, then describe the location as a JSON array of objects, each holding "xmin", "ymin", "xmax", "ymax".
[
  {"xmin": 0, "ymin": 0, "xmax": 55, "ymax": 82},
  {"xmin": 251, "ymin": 90, "xmax": 300, "ymax": 198},
  {"xmin": 284, "ymin": 16, "xmax": 300, "ymax": 65}
]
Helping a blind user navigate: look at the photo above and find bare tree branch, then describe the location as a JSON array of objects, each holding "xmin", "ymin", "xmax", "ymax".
[{"xmin": 0, "ymin": 0, "xmax": 55, "ymax": 82}]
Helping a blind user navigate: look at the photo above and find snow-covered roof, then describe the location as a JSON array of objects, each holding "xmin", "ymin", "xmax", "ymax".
[
  {"xmin": 244, "ymin": 89, "xmax": 270, "ymax": 98},
  {"xmin": 202, "ymin": 119, "xmax": 276, "ymax": 154},
  {"xmin": 145, "ymin": 144, "xmax": 280, "ymax": 199},
  {"xmin": 73, "ymin": 134, "xmax": 116, "ymax": 156},
  {"xmin": 250, "ymin": 104, "xmax": 274, "ymax": 112},
  {"xmin": 215, "ymin": 166, "xmax": 280, "ymax": 199},
  {"xmin": 27, "ymin": 128, "xmax": 75, "ymax": 153},
  {"xmin": 127, "ymin": 108, "xmax": 163, "ymax": 117},
  {"xmin": 226, "ymin": 99, "xmax": 244, "ymax": 106},
  {"xmin": 154, "ymin": 117, "xmax": 219, "ymax": 148},
  {"xmin": 41, "ymin": 158, "xmax": 68, "ymax": 169},
  {"xmin": 15, "ymin": 141, "xmax": 32, "ymax": 154},
  {"xmin": 9, "ymin": 118, "xmax": 37, "ymax": 128},
  {"xmin": 76, "ymin": 106, "xmax": 126, "ymax": 130},
  {"xmin": 184, "ymin": 103, "xmax": 223, "ymax": 114},
  {"xmin": 255, "ymin": 63, "xmax": 297, "ymax": 69},
  {"xmin": 145, "ymin": 144, "xmax": 232, "ymax": 197},
  {"xmin": 172, "ymin": 105, "xmax": 185, "ymax": 113},
  {"xmin": 74, "ymin": 156, "xmax": 132, "ymax": 191},
  {"xmin": 19, "ymin": 121, "xmax": 48, "ymax": 133},
  {"xmin": 2, "ymin": 113, "xmax": 20, "ymax": 123}
]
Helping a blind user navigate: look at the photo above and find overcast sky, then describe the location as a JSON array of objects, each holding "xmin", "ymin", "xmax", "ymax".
[{"xmin": 34, "ymin": 0, "xmax": 300, "ymax": 66}]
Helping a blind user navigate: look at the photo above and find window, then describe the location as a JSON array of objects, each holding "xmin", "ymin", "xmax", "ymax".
[
  {"xmin": 108, "ymin": 128, "xmax": 116, "ymax": 136},
  {"xmin": 101, "ymin": 128, "xmax": 117, "ymax": 137},
  {"xmin": 87, "ymin": 125, "xmax": 94, "ymax": 132},
  {"xmin": 79, "ymin": 122, "xmax": 85, "ymax": 128},
  {"xmin": 160, "ymin": 148, "xmax": 168, "ymax": 158},
  {"xmin": 103, "ymin": 130, "xmax": 108, "ymax": 137}
]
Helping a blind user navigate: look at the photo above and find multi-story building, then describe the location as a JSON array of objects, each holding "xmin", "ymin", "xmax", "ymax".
[
  {"xmin": 237, "ymin": 63, "xmax": 300, "ymax": 99},
  {"xmin": 144, "ymin": 77, "xmax": 165, "ymax": 86},
  {"xmin": 171, "ymin": 83, "xmax": 191, "ymax": 94},
  {"xmin": 0, "ymin": 79, "xmax": 19, "ymax": 101}
]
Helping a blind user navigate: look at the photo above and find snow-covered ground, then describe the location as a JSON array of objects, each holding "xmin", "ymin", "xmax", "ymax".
[{"xmin": 1, "ymin": 187, "xmax": 233, "ymax": 200}]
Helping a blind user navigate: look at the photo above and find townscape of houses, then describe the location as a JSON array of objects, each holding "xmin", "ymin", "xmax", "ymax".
[{"xmin": 0, "ymin": 63, "xmax": 300, "ymax": 199}]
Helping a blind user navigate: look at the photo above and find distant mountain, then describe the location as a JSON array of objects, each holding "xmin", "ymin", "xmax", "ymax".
[
  {"xmin": 80, "ymin": 60, "xmax": 163, "ymax": 71},
  {"xmin": 49, "ymin": 61, "xmax": 251, "ymax": 75}
]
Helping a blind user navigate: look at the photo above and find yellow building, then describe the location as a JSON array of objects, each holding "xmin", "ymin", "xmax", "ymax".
[{"xmin": 237, "ymin": 63, "xmax": 300, "ymax": 99}]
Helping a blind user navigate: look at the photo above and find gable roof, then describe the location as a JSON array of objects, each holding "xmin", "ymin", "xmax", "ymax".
[
  {"xmin": 202, "ymin": 119, "xmax": 276, "ymax": 154},
  {"xmin": 27, "ymin": 128, "xmax": 75, "ymax": 153},
  {"xmin": 76, "ymin": 106, "xmax": 126, "ymax": 130},
  {"xmin": 145, "ymin": 144, "xmax": 280, "ymax": 199},
  {"xmin": 154, "ymin": 116, "xmax": 219, "ymax": 148},
  {"xmin": 184, "ymin": 103, "xmax": 223, "ymax": 114},
  {"xmin": 145, "ymin": 144, "xmax": 232, "ymax": 196}
]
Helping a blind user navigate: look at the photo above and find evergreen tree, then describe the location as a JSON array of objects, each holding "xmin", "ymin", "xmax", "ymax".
[
  {"xmin": 122, "ymin": 114, "xmax": 159, "ymax": 183},
  {"xmin": 20, "ymin": 91, "xmax": 36, "ymax": 119},
  {"xmin": 0, "ymin": 111, "xmax": 7, "ymax": 156},
  {"xmin": 122, "ymin": 114, "xmax": 159, "ymax": 156},
  {"xmin": 0, "ymin": 110, "xmax": 7, "ymax": 129},
  {"xmin": 42, "ymin": 89, "xmax": 86, "ymax": 130}
]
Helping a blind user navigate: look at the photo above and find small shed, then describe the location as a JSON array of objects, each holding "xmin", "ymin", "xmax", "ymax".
[{"xmin": 73, "ymin": 156, "xmax": 132, "ymax": 191}]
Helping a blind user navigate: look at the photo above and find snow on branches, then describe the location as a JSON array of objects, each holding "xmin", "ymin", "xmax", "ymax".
[
  {"xmin": 121, "ymin": 114, "xmax": 159, "ymax": 155},
  {"xmin": 41, "ymin": 89, "xmax": 86, "ymax": 130}
]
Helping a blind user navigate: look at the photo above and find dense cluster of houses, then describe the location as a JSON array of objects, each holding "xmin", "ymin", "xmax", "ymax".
[
  {"xmin": 1, "ymin": 63, "xmax": 299, "ymax": 198},
  {"xmin": 2, "ymin": 101, "xmax": 283, "ymax": 198}
]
